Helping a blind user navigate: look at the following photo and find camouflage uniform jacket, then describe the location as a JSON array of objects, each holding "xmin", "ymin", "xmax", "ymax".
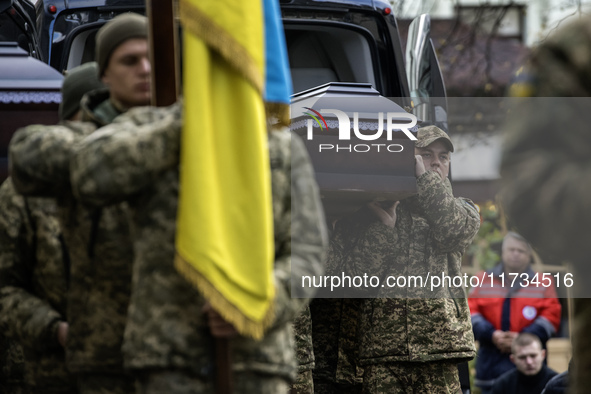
[
  {"xmin": 333, "ymin": 171, "xmax": 480, "ymax": 365},
  {"xmin": 69, "ymin": 104, "xmax": 327, "ymax": 381},
  {"xmin": 0, "ymin": 178, "xmax": 76, "ymax": 391},
  {"xmin": 8, "ymin": 91, "xmax": 134, "ymax": 374},
  {"xmin": 499, "ymin": 17, "xmax": 591, "ymax": 394}
]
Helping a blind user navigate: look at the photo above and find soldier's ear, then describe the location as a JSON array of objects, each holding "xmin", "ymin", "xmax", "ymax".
[{"xmin": 510, "ymin": 354, "xmax": 515, "ymax": 364}]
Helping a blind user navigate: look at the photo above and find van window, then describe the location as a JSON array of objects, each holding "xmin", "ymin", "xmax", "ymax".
[{"xmin": 285, "ymin": 23, "xmax": 376, "ymax": 93}]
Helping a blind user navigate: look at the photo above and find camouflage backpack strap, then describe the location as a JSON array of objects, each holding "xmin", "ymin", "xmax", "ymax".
[
  {"xmin": 21, "ymin": 198, "xmax": 38, "ymax": 290},
  {"xmin": 87, "ymin": 208, "xmax": 103, "ymax": 259},
  {"xmin": 58, "ymin": 232, "xmax": 70, "ymax": 286}
]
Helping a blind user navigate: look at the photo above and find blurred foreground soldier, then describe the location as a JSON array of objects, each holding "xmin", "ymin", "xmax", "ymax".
[
  {"xmin": 468, "ymin": 232, "xmax": 561, "ymax": 394},
  {"xmin": 322, "ymin": 126, "xmax": 480, "ymax": 393},
  {"xmin": 8, "ymin": 13, "xmax": 151, "ymax": 394},
  {"xmin": 0, "ymin": 62, "xmax": 104, "ymax": 394},
  {"xmin": 68, "ymin": 102, "xmax": 327, "ymax": 393},
  {"xmin": 500, "ymin": 15, "xmax": 591, "ymax": 394},
  {"xmin": 491, "ymin": 333, "xmax": 557, "ymax": 394}
]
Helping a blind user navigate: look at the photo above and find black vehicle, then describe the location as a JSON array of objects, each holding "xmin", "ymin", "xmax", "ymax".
[
  {"xmin": 283, "ymin": 0, "xmax": 410, "ymax": 98},
  {"xmin": 0, "ymin": 0, "xmax": 43, "ymax": 59},
  {"xmin": 39, "ymin": 0, "xmax": 144, "ymax": 71}
]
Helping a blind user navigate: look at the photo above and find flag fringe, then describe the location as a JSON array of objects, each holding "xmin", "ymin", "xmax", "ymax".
[
  {"xmin": 179, "ymin": 0, "xmax": 264, "ymax": 96},
  {"xmin": 265, "ymin": 102, "xmax": 290, "ymax": 128},
  {"xmin": 175, "ymin": 253, "xmax": 275, "ymax": 340}
]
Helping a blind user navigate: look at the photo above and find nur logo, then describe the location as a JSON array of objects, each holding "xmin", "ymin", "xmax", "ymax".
[
  {"xmin": 303, "ymin": 108, "xmax": 418, "ymax": 153},
  {"xmin": 304, "ymin": 107, "xmax": 328, "ymax": 131}
]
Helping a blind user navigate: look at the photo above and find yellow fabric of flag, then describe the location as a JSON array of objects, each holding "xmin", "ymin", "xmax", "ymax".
[{"xmin": 176, "ymin": 0, "xmax": 275, "ymax": 340}]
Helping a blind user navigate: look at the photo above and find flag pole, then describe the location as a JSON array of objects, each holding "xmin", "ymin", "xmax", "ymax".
[
  {"xmin": 146, "ymin": 2, "xmax": 233, "ymax": 393},
  {"xmin": 146, "ymin": 0, "xmax": 179, "ymax": 107},
  {"xmin": 215, "ymin": 336, "xmax": 233, "ymax": 394}
]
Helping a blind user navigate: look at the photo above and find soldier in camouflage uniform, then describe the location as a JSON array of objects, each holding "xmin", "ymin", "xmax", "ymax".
[
  {"xmin": 8, "ymin": 13, "xmax": 152, "ymax": 394},
  {"xmin": 500, "ymin": 16, "xmax": 591, "ymax": 394},
  {"xmin": 323, "ymin": 126, "xmax": 480, "ymax": 393},
  {"xmin": 67, "ymin": 102, "xmax": 327, "ymax": 394},
  {"xmin": 0, "ymin": 62, "xmax": 106, "ymax": 394},
  {"xmin": 0, "ymin": 178, "xmax": 76, "ymax": 394}
]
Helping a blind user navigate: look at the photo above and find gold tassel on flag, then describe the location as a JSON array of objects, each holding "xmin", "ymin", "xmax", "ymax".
[{"xmin": 176, "ymin": 0, "xmax": 275, "ymax": 340}]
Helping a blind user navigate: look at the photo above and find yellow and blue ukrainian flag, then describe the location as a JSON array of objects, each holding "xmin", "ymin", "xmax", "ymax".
[{"xmin": 175, "ymin": 0, "xmax": 292, "ymax": 339}]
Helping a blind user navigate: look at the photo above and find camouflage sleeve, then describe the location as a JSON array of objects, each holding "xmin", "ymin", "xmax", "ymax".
[
  {"xmin": 70, "ymin": 103, "xmax": 182, "ymax": 207},
  {"xmin": 303, "ymin": 205, "xmax": 395, "ymax": 297},
  {"xmin": 0, "ymin": 179, "xmax": 62, "ymax": 351},
  {"xmin": 274, "ymin": 131, "xmax": 328, "ymax": 326},
  {"xmin": 325, "ymin": 214, "xmax": 373, "ymax": 276},
  {"xmin": 417, "ymin": 171, "xmax": 480, "ymax": 253},
  {"xmin": 343, "ymin": 221, "xmax": 396, "ymax": 283},
  {"xmin": 9, "ymin": 122, "xmax": 96, "ymax": 196}
]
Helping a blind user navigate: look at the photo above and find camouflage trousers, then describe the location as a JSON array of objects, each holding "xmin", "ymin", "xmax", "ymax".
[
  {"xmin": 77, "ymin": 372, "xmax": 137, "ymax": 394},
  {"xmin": 136, "ymin": 369, "xmax": 289, "ymax": 394},
  {"xmin": 0, "ymin": 338, "xmax": 24, "ymax": 394},
  {"xmin": 290, "ymin": 370, "xmax": 313, "ymax": 394},
  {"xmin": 361, "ymin": 361, "xmax": 461, "ymax": 394},
  {"xmin": 313, "ymin": 381, "xmax": 362, "ymax": 394}
]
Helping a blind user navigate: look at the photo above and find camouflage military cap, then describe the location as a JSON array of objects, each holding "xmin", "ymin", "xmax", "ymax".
[{"xmin": 415, "ymin": 125, "xmax": 454, "ymax": 152}]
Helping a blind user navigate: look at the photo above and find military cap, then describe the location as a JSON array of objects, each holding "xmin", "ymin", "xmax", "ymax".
[
  {"xmin": 415, "ymin": 125, "xmax": 454, "ymax": 152},
  {"xmin": 59, "ymin": 62, "xmax": 104, "ymax": 121},
  {"xmin": 95, "ymin": 13, "xmax": 147, "ymax": 77}
]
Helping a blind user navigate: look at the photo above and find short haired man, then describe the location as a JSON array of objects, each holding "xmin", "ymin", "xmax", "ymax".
[
  {"xmin": 9, "ymin": 13, "xmax": 150, "ymax": 394},
  {"xmin": 95, "ymin": 12, "xmax": 150, "ymax": 110},
  {"xmin": 492, "ymin": 333, "xmax": 557, "ymax": 394},
  {"xmin": 71, "ymin": 12, "xmax": 150, "ymax": 128},
  {"xmin": 469, "ymin": 232, "xmax": 562, "ymax": 394},
  {"xmin": 317, "ymin": 126, "xmax": 480, "ymax": 393}
]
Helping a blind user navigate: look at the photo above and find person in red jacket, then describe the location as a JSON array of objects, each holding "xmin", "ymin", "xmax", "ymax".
[{"xmin": 468, "ymin": 232, "xmax": 562, "ymax": 394}]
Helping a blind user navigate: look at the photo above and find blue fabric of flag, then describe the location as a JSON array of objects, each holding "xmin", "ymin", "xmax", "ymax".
[{"xmin": 263, "ymin": 0, "xmax": 292, "ymax": 103}]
